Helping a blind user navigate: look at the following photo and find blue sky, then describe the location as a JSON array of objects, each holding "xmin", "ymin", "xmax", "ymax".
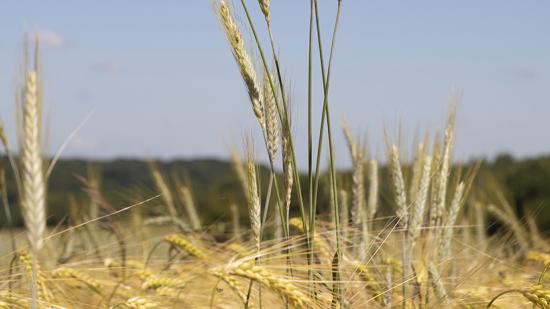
[{"xmin": 0, "ymin": 1, "xmax": 549, "ymax": 167}]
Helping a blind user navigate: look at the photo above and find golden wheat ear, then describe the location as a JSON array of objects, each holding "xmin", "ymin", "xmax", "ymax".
[
  {"xmin": 258, "ymin": 0, "xmax": 270, "ymax": 24},
  {"xmin": 246, "ymin": 146, "xmax": 261, "ymax": 251},
  {"xmin": 216, "ymin": 0, "xmax": 264, "ymax": 126},
  {"xmin": 263, "ymin": 70, "xmax": 280, "ymax": 163},
  {"xmin": 20, "ymin": 70, "xmax": 46, "ymax": 253}
]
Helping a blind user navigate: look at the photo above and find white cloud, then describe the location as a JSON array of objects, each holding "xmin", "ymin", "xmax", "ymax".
[{"xmin": 31, "ymin": 29, "xmax": 64, "ymax": 48}]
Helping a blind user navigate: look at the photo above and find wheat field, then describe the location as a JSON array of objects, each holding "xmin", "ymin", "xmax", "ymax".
[{"xmin": 1, "ymin": 1, "xmax": 549, "ymax": 308}]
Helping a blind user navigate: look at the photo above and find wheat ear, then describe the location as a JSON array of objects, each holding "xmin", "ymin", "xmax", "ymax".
[
  {"xmin": 356, "ymin": 156, "xmax": 368, "ymax": 260},
  {"xmin": 521, "ymin": 286, "xmax": 550, "ymax": 309},
  {"xmin": 164, "ymin": 234, "xmax": 206, "ymax": 260},
  {"xmin": 343, "ymin": 126, "xmax": 365, "ymax": 227},
  {"xmin": 211, "ymin": 270, "xmax": 250, "ymax": 305},
  {"xmin": 230, "ymin": 149, "xmax": 249, "ymax": 203},
  {"xmin": 141, "ymin": 275, "xmax": 187, "ymax": 290},
  {"xmin": 230, "ymin": 203, "xmax": 242, "ymax": 241},
  {"xmin": 390, "ymin": 145, "xmax": 407, "ymax": 228},
  {"xmin": 18, "ymin": 250, "xmax": 50, "ymax": 301},
  {"xmin": 222, "ymin": 260, "xmax": 308, "ymax": 308},
  {"xmin": 258, "ymin": 0, "xmax": 270, "ymax": 24},
  {"xmin": 289, "ymin": 217, "xmax": 331, "ymax": 264},
  {"xmin": 488, "ymin": 285, "xmax": 550, "ymax": 309},
  {"xmin": 409, "ymin": 156, "xmax": 432, "ymax": 243},
  {"xmin": 433, "ymin": 108, "xmax": 456, "ymax": 228},
  {"xmin": 227, "ymin": 243, "xmax": 253, "ymax": 257},
  {"xmin": 178, "ymin": 185, "xmax": 201, "ymax": 230},
  {"xmin": 526, "ymin": 251, "xmax": 550, "ymax": 266},
  {"xmin": 282, "ymin": 135, "xmax": 293, "ymax": 213},
  {"xmin": 216, "ymin": 0, "xmax": 263, "ymax": 125},
  {"xmin": 409, "ymin": 142, "xmax": 426, "ymax": 202},
  {"xmin": 439, "ymin": 182, "xmax": 465, "ymax": 261},
  {"xmin": 149, "ymin": 163, "xmax": 178, "ymax": 219},
  {"xmin": 525, "ymin": 209, "xmax": 550, "ymax": 251},
  {"xmin": 366, "ymin": 159, "xmax": 378, "ymax": 222},
  {"xmin": 0, "ymin": 296, "xmax": 28, "ymax": 309},
  {"xmin": 349, "ymin": 260, "xmax": 382, "ymax": 301},
  {"xmin": 51, "ymin": 267, "xmax": 102, "ymax": 294},
  {"xmin": 427, "ymin": 261, "xmax": 449, "ymax": 305},
  {"xmin": 20, "ymin": 71, "xmax": 46, "ymax": 252},
  {"xmin": 263, "ymin": 71, "xmax": 280, "ymax": 163},
  {"xmin": 487, "ymin": 204, "xmax": 530, "ymax": 251},
  {"xmin": 122, "ymin": 296, "xmax": 159, "ymax": 309},
  {"xmin": 429, "ymin": 135, "xmax": 442, "ymax": 227},
  {"xmin": 246, "ymin": 150, "xmax": 261, "ymax": 250}
]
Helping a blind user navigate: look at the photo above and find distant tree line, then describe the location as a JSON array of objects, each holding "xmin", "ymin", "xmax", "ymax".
[{"xmin": 1, "ymin": 154, "xmax": 549, "ymax": 230}]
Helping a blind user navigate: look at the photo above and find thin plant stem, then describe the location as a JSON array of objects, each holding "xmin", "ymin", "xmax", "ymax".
[
  {"xmin": 311, "ymin": 0, "xmax": 342, "ymax": 232},
  {"xmin": 238, "ymin": 0, "xmax": 309, "ymax": 241},
  {"xmin": 31, "ymin": 253, "xmax": 38, "ymax": 309},
  {"xmin": 307, "ymin": 0, "xmax": 314, "ymax": 240},
  {"xmin": 310, "ymin": 0, "xmax": 344, "ymax": 303}
]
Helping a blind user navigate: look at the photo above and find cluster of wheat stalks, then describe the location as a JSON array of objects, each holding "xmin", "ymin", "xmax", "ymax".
[{"xmin": 1, "ymin": 1, "xmax": 550, "ymax": 308}]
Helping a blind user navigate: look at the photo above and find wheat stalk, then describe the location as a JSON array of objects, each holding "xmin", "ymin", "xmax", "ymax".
[
  {"xmin": 474, "ymin": 201, "xmax": 487, "ymax": 249},
  {"xmin": 339, "ymin": 190, "xmax": 349, "ymax": 238},
  {"xmin": 273, "ymin": 201, "xmax": 283, "ymax": 240}
]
